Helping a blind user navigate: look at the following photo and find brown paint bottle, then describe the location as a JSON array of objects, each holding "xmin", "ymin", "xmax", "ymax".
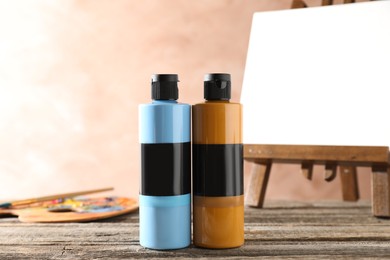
[{"xmin": 192, "ymin": 73, "xmax": 244, "ymax": 248}]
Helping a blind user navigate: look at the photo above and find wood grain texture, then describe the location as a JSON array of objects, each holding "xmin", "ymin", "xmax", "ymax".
[
  {"xmin": 244, "ymin": 145, "xmax": 390, "ymax": 216},
  {"xmin": 291, "ymin": 0, "xmax": 308, "ymax": 8},
  {"xmin": 372, "ymin": 167, "xmax": 390, "ymax": 217},
  {"xmin": 244, "ymin": 144, "xmax": 389, "ymax": 166},
  {"xmin": 245, "ymin": 162, "xmax": 271, "ymax": 207},
  {"xmin": 322, "ymin": 0, "xmax": 334, "ymax": 5},
  {"xmin": 1, "ymin": 201, "xmax": 390, "ymax": 259},
  {"xmin": 340, "ymin": 166, "xmax": 359, "ymax": 201}
]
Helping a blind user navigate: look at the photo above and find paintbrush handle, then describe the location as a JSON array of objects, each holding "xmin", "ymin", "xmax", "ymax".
[{"xmin": 1, "ymin": 187, "xmax": 114, "ymax": 208}]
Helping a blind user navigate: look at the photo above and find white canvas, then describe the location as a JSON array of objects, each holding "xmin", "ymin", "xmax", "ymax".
[{"xmin": 241, "ymin": 1, "xmax": 390, "ymax": 147}]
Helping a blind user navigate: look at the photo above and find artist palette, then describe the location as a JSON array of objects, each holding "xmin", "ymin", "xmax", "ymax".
[{"xmin": 0, "ymin": 197, "xmax": 138, "ymax": 223}]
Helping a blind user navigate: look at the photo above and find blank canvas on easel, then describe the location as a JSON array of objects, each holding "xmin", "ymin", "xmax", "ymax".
[{"xmin": 242, "ymin": 1, "xmax": 390, "ymax": 147}]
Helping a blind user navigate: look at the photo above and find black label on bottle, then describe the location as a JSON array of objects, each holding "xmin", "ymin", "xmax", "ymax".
[
  {"xmin": 193, "ymin": 144, "xmax": 243, "ymax": 197},
  {"xmin": 141, "ymin": 142, "xmax": 190, "ymax": 196}
]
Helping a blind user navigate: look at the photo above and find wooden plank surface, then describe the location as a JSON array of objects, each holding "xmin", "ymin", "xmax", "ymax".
[
  {"xmin": 244, "ymin": 144, "xmax": 390, "ymax": 166},
  {"xmin": 1, "ymin": 201, "xmax": 390, "ymax": 259}
]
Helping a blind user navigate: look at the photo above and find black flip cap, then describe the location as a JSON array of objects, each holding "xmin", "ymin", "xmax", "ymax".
[
  {"xmin": 204, "ymin": 73, "xmax": 231, "ymax": 101},
  {"xmin": 151, "ymin": 74, "xmax": 179, "ymax": 100}
]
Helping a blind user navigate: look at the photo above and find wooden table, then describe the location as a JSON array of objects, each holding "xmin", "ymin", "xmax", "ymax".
[{"xmin": 1, "ymin": 201, "xmax": 390, "ymax": 259}]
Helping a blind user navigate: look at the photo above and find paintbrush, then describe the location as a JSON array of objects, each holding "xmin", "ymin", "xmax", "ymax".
[{"xmin": 0, "ymin": 187, "xmax": 114, "ymax": 208}]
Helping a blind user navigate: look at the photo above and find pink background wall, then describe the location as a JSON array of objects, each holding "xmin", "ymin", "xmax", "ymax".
[{"xmin": 0, "ymin": 0, "xmax": 371, "ymax": 201}]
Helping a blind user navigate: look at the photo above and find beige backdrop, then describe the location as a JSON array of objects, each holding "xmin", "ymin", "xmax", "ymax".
[{"xmin": 0, "ymin": 0, "xmax": 370, "ymax": 201}]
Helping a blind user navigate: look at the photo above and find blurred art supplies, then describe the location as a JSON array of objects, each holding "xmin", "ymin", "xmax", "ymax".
[{"xmin": 0, "ymin": 196, "xmax": 138, "ymax": 223}]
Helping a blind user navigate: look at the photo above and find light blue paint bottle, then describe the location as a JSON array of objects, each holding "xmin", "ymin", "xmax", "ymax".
[{"xmin": 139, "ymin": 74, "xmax": 191, "ymax": 250}]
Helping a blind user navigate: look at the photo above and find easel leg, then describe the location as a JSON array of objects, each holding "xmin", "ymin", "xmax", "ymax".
[
  {"xmin": 245, "ymin": 161, "xmax": 272, "ymax": 208},
  {"xmin": 339, "ymin": 166, "xmax": 359, "ymax": 201},
  {"xmin": 371, "ymin": 166, "xmax": 390, "ymax": 217}
]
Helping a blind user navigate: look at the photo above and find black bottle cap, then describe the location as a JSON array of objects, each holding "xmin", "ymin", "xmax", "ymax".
[
  {"xmin": 204, "ymin": 73, "xmax": 231, "ymax": 101},
  {"xmin": 151, "ymin": 74, "xmax": 179, "ymax": 100}
]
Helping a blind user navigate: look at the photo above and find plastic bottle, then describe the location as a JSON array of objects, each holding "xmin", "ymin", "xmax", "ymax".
[
  {"xmin": 192, "ymin": 73, "xmax": 244, "ymax": 248},
  {"xmin": 139, "ymin": 74, "xmax": 191, "ymax": 250}
]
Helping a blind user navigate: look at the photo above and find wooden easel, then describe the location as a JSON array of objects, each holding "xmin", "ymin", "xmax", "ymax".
[{"xmin": 244, "ymin": 0, "xmax": 390, "ymax": 217}]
